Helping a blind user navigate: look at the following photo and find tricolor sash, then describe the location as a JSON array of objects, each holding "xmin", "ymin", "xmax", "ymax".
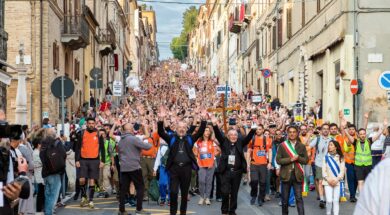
[
  {"xmin": 325, "ymin": 154, "xmax": 347, "ymax": 202},
  {"xmin": 281, "ymin": 140, "xmax": 307, "ymax": 196}
]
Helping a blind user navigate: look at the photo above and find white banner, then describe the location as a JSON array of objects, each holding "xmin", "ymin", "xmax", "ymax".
[
  {"xmin": 216, "ymin": 85, "xmax": 231, "ymax": 97},
  {"xmin": 188, "ymin": 87, "xmax": 196, "ymax": 100},
  {"xmin": 252, "ymin": 95, "xmax": 262, "ymax": 103}
]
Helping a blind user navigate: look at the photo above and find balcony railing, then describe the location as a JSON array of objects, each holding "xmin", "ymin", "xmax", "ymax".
[
  {"xmin": 61, "ymin": 15, "xmax": 89, "ymax": 50},
  {"xmin": 98, "ymin": 24, "xmax": 116, "ymax": 55},
  {"xmin": 0, "ymin": 29, "xmax": 8, "ymax": 62}
]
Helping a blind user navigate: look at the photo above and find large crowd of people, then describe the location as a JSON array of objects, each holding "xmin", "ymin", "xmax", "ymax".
[{"xmin": 1, "ymin": 59, "xmax": 390, "ymax": 215}]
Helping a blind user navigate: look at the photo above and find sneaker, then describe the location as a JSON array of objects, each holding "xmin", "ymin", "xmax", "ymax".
[
  {"xmin": 135, "ymin": 210, "xmax": 151, "ymax": 215},
  {"xmin": 278, "ymin": 201, "xmax": 282, "ymax": 206},
  {"xmin": 159, "ymin": 200, "xmax": 165, "ymax": 206},
  {"xmin": 258, "ymin": 199, "xmax": 264, "ymax": 206},
  {"xmin": 216, "ymin": 198, "xmax": 222, "ymax": 202},
  {"xmin": 289, "ymin": 202, "xmax": 296, "ymax": 207},
  {"xmin": 112, "ymin": 189, "xmax": 117, "ymax": 194},
  {"xmin": 319, "ymin": 200, "xmax": 325, "ymax": 209},
  {"xmin": 104, "ymin": 192, "xmax": 110, "ymax": 198},
  {"xmin": 128, "ymin": 198, "xmax": 136, "ymax": 207},
  {"xmin": 250, "ymin": 197, "xmax": 256, "ymax": 205},
  {"xmin": 265, "ymin": 195, "xmax": 271, "ymax": 201},
  {"xmin": 88, "ymin": 201, "xmax": 94, "ymax": 209},
  {"xmin": 205, "ymin": 198, "xmax": 211, "ymax": 205},
  {"xmin": 198, "ymin": 197, "xmax": 204, "ymax": 205},
  {"xmin": 80, "ymin": 197, "xmax": 88, "ymax": 207},
  {"xmin": 97, "ymin": 193, "xmax": 105, "ymax": 198},
  {"xmin": 189, "ymin": 189, "xmax": 196, "ymax": 196},
  {"xmin": 350, "ymin": 197, "xmax": 357, "ymax": 203},
  {"xmin": 143, "ymin": 196, "xmax": 149, "ymax": 201}
]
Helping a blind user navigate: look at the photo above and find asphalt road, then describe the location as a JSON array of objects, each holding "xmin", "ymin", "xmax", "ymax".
[{"xmin": 57, "ymin": 184, "xmax": 356, "ymax": 215}]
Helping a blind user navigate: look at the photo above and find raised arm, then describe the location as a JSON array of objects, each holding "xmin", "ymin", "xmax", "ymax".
[
  {"xmin": 191, "ymin": 120, "xmax": 207, "ymax": 142},
  {"xmin": 242, "ymin": 128, "xmax": 256, "ymax": 147},
  {"xmin": 341, "ymin": 118, "xmax": 354, "ymax": 145},
  {"xmin": 372, "ymin": 118, "xmax": 388, "ymax": 142},
  {"xmin": 363, "ymin": 112, "xmax": 369, "ymax": 130},
  {"xmin": 157, "ymin": 121, "xmax": 171, "ymax": 144}
]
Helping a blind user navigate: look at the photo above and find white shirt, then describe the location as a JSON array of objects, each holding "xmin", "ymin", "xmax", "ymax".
[
  {"xmin": 369, "ymin": 133, "xmax": 385, "ymax": 151},
  {"xmin": 354, "ymin": 158, "xmax": 390, "ymax": 215},
  {"xmin": 153, "ymin": 139, "xmax": 168, "ymax": 172}
]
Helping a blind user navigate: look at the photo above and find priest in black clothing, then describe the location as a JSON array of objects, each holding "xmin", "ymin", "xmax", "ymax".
[
  {"xmin": 211, "ymin": 115, "xmax": 257, "ymax": 215},
  {"xmin": 157, "ymin": 107, "xmax": 208, "ymax": 215}
]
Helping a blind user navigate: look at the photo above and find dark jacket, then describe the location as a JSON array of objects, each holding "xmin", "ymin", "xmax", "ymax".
[
  {"xmin": 213, "ymin": 125, "xmax": 255, "ymax": 174},
  {"xmin": 157, "ymin": 121, "xmax": 207, "ymax": 170},
  {"xmin": 39, "ymin": 137, "xmax": 67, "ymax": 178},
  {"xmin": 75, "ymin": 129, "xmax": 105, "ymax": 163},
  {"xmin": 276, "ymin": 140, "xmax": 309, "ymax": 182}
]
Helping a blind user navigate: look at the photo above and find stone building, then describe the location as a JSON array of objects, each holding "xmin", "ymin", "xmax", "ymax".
[{"xmin": 0, "ymin": 0, "xmax": 10, "ymax": 110}]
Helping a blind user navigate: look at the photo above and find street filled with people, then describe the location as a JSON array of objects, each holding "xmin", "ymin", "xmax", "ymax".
[{"xmin": 1, "ymin": 60, "xmax": 390, "ymax": 215}]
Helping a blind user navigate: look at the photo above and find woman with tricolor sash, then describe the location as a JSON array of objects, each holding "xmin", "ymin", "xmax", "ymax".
[{"xmin": 322, "ymin": 140, "xmax": 345, "ymax": 215}]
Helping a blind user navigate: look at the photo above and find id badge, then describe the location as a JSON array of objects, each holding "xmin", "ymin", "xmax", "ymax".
[{"xmin": 228, "ymin": 155, "xmax": 235, "ymax": 165}]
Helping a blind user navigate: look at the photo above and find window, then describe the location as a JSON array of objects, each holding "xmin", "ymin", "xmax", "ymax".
[
  {"xmin": 302, "ymin": 0, "xmax": 305, "ymax": 26},
  {"xmin": 317, "ymin": 0, "xmax": 321, "ymax": 13},
  {"xmin": 277, "ymin": 16, "xmax": 283, "ymax": 47},
  {"xmin": 287, "ymin": 7, "xmax": 292, "ymax": 39},
  {"xmin": 272, "ymin": 25, "xmax": 276, "ymax": 51},
  {"xmin": 74, "ymin": 0, "xmax": 80, "ymax": 15},
  {"xmin": 335, "ymin": 60, "xmax": 340, "ymax": 90},
  {"xmin": 53, "ymin": 42, "xmax": 59, "ymax": 70},
  {"xmin": 217, "ymin": 31, "xmax": 221, "ymax": 48},
  {"xmin": 74, "ymin": 59, "xmax": 80, "ymax": 81}
]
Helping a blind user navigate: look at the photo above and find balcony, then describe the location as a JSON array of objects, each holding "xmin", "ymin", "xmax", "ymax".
[
  {"xmin": 61, "ymin": 15, "xmax": 89, "ymax": 50},
  {"xmin": 0, "ymin": 29, "xmax": 8, "ymax": 62},
  {"xmin": 98, "ymin": 24, "xmax": 116, "ymax": 56},
  {"xmin": 229, "ymin": 14, "xmax": 242, "ymax": 34},
  {"xmin": 243, "ymin": 3, "xmax": 252, "ymax": 24}
]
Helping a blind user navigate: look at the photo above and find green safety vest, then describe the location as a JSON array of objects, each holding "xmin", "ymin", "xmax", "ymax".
[
  {"xmin": 354, "ymin": 139, "xmax": 372, "ymax": 166},
  {"xmin": 103, "ymin": 139, "xmax": 116, "ymax": 164}
]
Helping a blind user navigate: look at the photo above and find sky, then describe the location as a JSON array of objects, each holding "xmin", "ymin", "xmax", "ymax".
[{"xmin": 141, "ymin": 0, "xmax": 203, "ymax": 60}]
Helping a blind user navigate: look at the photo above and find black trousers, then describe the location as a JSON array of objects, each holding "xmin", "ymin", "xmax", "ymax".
[
  {"xmin": 209, "ymin": 172, "xmax": 222, "ymax": 199},
  {"xmin": 36, "ymin": 183, "xmax": 45, "ymax": 212},
  {"xmin": 281, "ymin": 172, "xmax": 305, "ymax": 215},
  {"xmin": 249, "ymin": 164, "xmax": 267, "ymax": 200},
  {"xmin": 221, "ymin": 169, "xmax": 242, "ymax": 214},
  {"xmin": 169, "ymin": 164, "xmax": 192, "ymax": 215},
  {"xmin": 119, "ymin": 169, "xmax": 144, "ymax": 212}
]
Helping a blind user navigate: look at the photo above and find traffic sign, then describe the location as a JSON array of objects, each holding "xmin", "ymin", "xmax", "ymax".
[
  {"xmin": 113, "ymin": 81, "xmax": 122, "ymax": 96},
  {"xmin": 261, "ymin": 68, "xmax": 272, "ymax": 78},
  {"xmin": 90, "ymin": 67, "xmax": 102, "ymax": 80},
  {"xmin": 378, "ymin": 71, "xmax": 390, "ymax": 90},
  {"xmin": 51, "ymin": 76, "xmax": 75, "ymax": 99},
  {"xmin": 90, "ymin": 80, "xmax": 103, "ymax": 89},
  {"xmin": 350, "ymin": 79, "xmax": 363, "ymax": 95}
]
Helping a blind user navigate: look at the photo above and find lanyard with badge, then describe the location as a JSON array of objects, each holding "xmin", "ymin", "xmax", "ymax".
[{"xmin": 228, "ymin": 145, "xmax": 236, "ymax": 165}]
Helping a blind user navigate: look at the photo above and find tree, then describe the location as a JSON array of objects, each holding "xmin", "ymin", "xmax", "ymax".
[{"xmin": 170, "ymin": 6, "xmax": 198, "ymax": 60}]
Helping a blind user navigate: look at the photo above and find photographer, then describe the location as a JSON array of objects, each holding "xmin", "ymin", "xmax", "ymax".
[{"xmin": 1, "ymin": 120, "xmax": 31, "ymax": 215}]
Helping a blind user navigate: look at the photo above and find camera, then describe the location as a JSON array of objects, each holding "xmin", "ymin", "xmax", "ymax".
[{"xmin": 0, "ymin": 121, "xmax": 23, "ymax": 139}]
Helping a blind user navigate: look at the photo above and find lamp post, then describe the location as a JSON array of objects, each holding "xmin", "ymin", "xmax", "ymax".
[{"xmin": 15, "ymin": 43, "xmax": 28, "ymax": 125}]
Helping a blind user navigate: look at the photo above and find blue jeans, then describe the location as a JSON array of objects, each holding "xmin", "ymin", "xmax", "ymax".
[
  {"xmin": 345, "ymin": 163, "xmax": 357, "ymax": 198},
  {"xmin": 44, "ymin": 174, "xmax": 62, "ymax": 215},
  {"xmin": 159, "ymin": 166, "xmax": 170, "ymax": 201}
]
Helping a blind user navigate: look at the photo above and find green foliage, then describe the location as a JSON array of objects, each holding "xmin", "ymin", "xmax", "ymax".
[{"xmin": 170, "ymin": 6, "xmax": 198, "ymax": 60}]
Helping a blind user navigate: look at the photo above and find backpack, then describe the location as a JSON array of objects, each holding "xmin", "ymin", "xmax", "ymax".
[
  {"xmin": 148, "ymin": 178, "xmax": 160, "ymax": 201},
  {"xmin": 160, "ymin": 144, "xmax": 169, "ymax": 168},
  {"xmin": 45, "ymin": 140, "xmax": 66, "ymax": 175}
]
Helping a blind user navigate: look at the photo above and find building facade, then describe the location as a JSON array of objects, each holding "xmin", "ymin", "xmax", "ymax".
[{"xmin": 189, "ymin": 0, "xmax": 390, "ymax": 126}]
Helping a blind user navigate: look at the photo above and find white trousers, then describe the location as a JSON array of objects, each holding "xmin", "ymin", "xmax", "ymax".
[{"xmin": 324, "ymin": 184, "xmax": 340, "ymax": 215}]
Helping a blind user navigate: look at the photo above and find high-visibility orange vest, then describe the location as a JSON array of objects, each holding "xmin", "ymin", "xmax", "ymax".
[
  {"xmin": 81, "ymin": 131, "xmax": 99, "ymax": 159},
  {"xmin": 196, "ymin": 139, "xmax": 215, "ymax": 168},
  {"xmin": 249, "ymin": 136, "xmax": 272, "ymax": 165}
]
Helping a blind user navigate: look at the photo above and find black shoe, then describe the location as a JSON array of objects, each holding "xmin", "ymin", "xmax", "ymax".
[
  {"xmin": 189, "ymin": 190, "xmax": 196, "ymax": 196},
  {"xmin": 350, "ymin": 197, "xmax": 357, "ymax": 203},
  {"xmin": 258, "ymin": 199, "xmax": 264, "ymax": 206},
  {"xmin": 275, "ymin": 192, "xmax": 281, "ymax": 198},
  {"xmin": 250, "ymin": 197, "xmax": 256, "ymax": 205},
  {"xmin": 319, "ymin": 200, "xmax": 325, "ymax": 209}
]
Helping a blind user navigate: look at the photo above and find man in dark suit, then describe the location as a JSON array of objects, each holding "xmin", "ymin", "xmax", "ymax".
[
  {"xmin": 276, "ymin": 126, "xmax": 309, "ymax": 215},
  {"xmin": 211, "ymin": 116, "xmax": 256, "ymax": 215},
  {"xmin": 157, "ymin": 108, "xmax": 208, "ymax": 215}
]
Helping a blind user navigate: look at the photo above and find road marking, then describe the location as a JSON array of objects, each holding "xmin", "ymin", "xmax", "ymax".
[{"xmin": 63, "ymin": 206, "xmax": 195, "ymax": 214}]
